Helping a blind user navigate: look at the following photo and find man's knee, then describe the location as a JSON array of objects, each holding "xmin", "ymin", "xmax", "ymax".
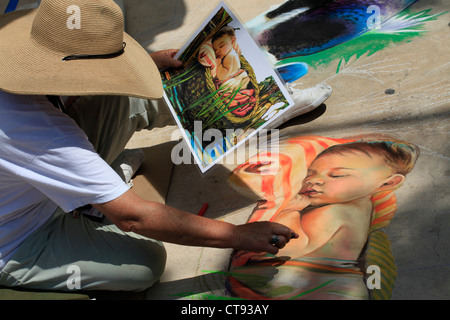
[
  {"xmin": 137, "ymin": 241, "xmax": 167, "ymax": 290},
  {"xmin": 120, "ymin": 239, "xmax": 167, "ymax": 292}
]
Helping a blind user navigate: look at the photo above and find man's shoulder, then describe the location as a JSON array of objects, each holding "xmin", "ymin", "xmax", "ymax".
[
  {"xmin": 0, "ymin": 90, "xmax": 52, "ymax": 110},
  {"xmin": 0, "ymin": 91, "xmax": 93, "ymax": 160}
]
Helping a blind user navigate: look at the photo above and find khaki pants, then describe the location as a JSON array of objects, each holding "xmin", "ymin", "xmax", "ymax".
[{"xmin": 0, "ymin": 96, "xmax": 171, "ymax": 292}]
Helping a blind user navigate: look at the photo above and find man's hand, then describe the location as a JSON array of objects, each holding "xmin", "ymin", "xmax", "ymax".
[
  {"xmin": 235, "ymin": 221, "xmax": 298, "ymax": 255},
  {"xmin": 150, "ymin": 49, "xmax": 183, "ymax": 70}
]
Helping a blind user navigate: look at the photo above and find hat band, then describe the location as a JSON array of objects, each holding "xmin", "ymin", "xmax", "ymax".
[{"xmin": 62, "ymin": 42, "xmax": 126, "ymax": 61}]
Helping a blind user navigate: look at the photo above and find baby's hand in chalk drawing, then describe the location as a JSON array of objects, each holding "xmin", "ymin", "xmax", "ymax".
[{"xmin": 282, "ymin": 194, "xmax": 311, "ymax": 212}]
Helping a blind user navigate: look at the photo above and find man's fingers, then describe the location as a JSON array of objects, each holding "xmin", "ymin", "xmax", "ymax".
[
  {"xmin": 266, "ymin": 222, "xmax": 299, "ymax": 252},
  {"xmin": 271, "ymin": 223, "xmax": 298, "ymax": 241},
  {"xmin": 269, "ymin": 234, "xmax": 287, "ymax": 248},
  {"xmin": 266, "ymin": 244, "xmax": 279, "ymax": 255},
  {"xmin": 235, "ymin": 221, "xmax": 298, "ymax": 254}
]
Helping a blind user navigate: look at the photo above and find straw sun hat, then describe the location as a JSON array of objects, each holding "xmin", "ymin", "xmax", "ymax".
[{"xmin": 0, "ymin": 0, "xmax": 163, "ymax": 100}]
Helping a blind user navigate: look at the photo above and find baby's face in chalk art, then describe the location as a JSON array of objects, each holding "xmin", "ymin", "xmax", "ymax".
[{"xmin": 300, "ymin": 151, "xmax": 393, "ymax": 206}]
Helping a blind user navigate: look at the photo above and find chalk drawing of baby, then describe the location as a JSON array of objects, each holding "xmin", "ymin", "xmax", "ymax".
[
  {"xmin": 228, "ymin": 136, "xmax": 419, "ymax": 299},
  {"xmin": 274, "ymin": 141, "xmax": 417, "ymax": 261}
]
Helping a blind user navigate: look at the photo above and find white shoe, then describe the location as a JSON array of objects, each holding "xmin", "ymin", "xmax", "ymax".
[
  {"xmin": 111, "ymin": 148, "xmax": 145, "ymax": 187},
  {"xmin": 267, "ymin": 83, "xmax": 332, "ymax": 129}
]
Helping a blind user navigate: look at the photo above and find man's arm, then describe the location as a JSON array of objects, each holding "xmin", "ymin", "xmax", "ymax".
[{"xmin": 93, "ymin": 189, "xmax": 297, "ymax": 254}]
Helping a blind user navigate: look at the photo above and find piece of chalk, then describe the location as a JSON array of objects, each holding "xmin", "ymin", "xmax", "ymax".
[{"xmin": 197, "ymin": 203, "xmax": 209, "ymax": 216}]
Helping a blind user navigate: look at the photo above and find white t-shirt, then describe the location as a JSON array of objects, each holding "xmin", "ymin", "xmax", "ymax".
[{"xmin": 0, "ymin": 91, "xmax": 130, "ymax": 270}]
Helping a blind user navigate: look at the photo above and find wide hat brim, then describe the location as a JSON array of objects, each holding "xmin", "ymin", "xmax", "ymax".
[{"xmin": 0, "ymin": 9, "xmax": 164, "ymax": 100}]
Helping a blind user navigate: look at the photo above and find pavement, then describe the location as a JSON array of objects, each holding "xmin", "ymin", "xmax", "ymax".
[{"xmin": 2, "ymin": 0, "xmax": 448, "ymax": 300}]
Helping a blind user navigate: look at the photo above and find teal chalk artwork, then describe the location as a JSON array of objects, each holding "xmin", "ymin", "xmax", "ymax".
[
  {"xmin": 161, "ymin": 1, "xmax": 294, "ymax": 173},
  {"xmin": 245, "ymin": 0, "xmax": 446, "ymax": 83},
  {"xmin": 290, "ymin": 8, "xmax": 445, "ymax": 76}
]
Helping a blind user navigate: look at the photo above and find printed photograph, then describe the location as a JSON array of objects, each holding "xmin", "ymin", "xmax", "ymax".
[{"xmin": 161, "ymin": 2, "xmax": 294, "ymax": 173}]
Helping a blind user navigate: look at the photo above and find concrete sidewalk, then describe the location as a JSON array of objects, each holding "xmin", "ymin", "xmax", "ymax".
[{"xmin": 123, "ymin": 0, "xmax": 449, "ymax": 300}]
